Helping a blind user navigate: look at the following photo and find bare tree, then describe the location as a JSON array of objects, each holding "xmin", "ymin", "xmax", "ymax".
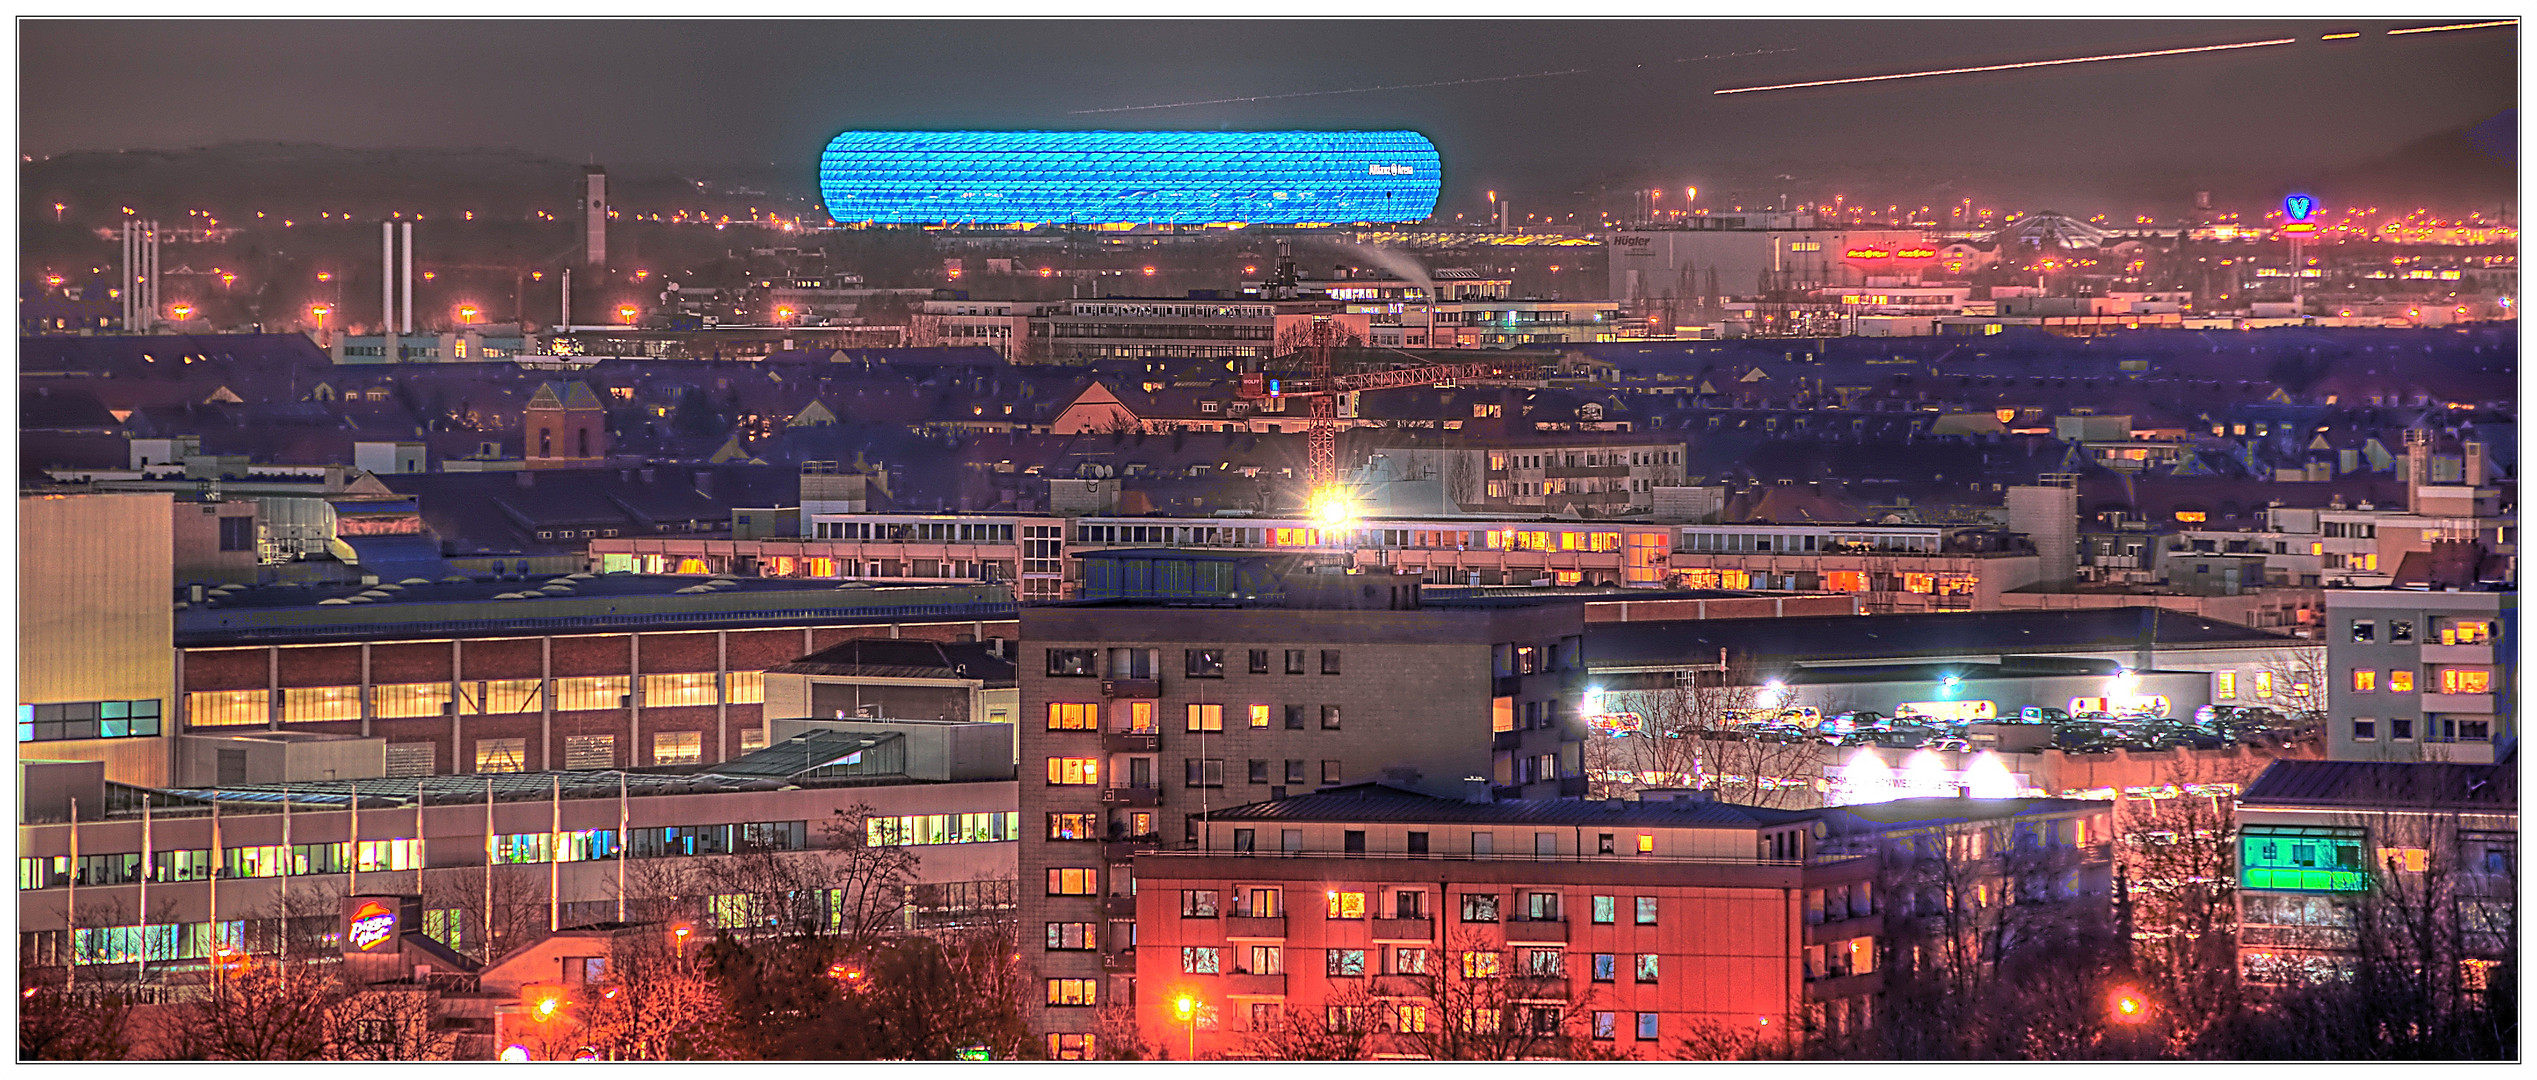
[
  {"xmin": 1585, "ymin": 656, "xmax": 1823, "ymax": 809},
  {"xmin": 166, "ymin": 953, "xmax": 346, "ymax": 1060},
  {"xmin": 2113, "ymin": 758, "xmax": 2263, "ymax": 1049},
  {"xmin": 322, "ymin": 986, "xmax": 461, "ymax": 1061},
  {"xmin": 18, "ymin": 979, "xmax": 136, "ymax": 1060},
  {"xmin": 1377, "ymin": 930, "xmax": 1601, "ymax": 1060},
  {"xmin": 1232, "ymin": 982, "xmax": 1389, "ymax": 1061}
]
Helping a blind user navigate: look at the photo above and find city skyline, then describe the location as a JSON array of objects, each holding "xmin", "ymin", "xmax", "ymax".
[{"xmin": 20, "ymin": 19, "xmax": 2519, "ymax": 211}]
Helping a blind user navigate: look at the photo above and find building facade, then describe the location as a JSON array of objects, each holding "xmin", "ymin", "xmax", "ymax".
[
  {"xmin": 2323, "ymin": 589, "xmax": 2514, "ymax": 764},
  {"xmin": 1017, "ymin": 568, "xmax": 1590, "ymax": 1050}
]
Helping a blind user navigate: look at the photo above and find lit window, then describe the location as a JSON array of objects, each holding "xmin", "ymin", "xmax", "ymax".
[
  {"xmin": 2350, "ymin": 670, "xmax": 2376, "ymax": 693},
  {"xmin": 651, "ymin": 731, "xmax": 702, "ymax": 765},
  {"xmin": 1249, "ymin": 704, "xmax": 1271, "ymax": 728},
  {"xmin": 1047, "ymin": 703, "xmax": 1098, "ymax": 731},
  {"xmin": 1045, "ymin": 757, "xmax": 1099, "ymax": 785},
  {"xmin": 2388, "ymin": 670, "xmax": 2414, "ymax": 693},
  {"xmin": 1327, "ymin": 891, "xmax": 1366, "ymax": 919},
  {"xmin": 2255, "ymin": 672, "xmax": 2275, "ymax": 699},
  {"xmin": 2439, "ymin": 669, "xmax": 2492, "ymax": 694},
  {"xmin": 1186, "ymin": 703, "xmax": 1224, "ymax": 732},
  {"xmin": 2215, "ymin": 672, "xmax": 2238, "ymax": 700},
  {"xmin": 639, "ymin": 672, "xmax": 718, "ymax": 708}
]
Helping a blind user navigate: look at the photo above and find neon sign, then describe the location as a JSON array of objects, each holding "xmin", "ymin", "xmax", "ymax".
[
  {"xmin": 1844, "ymin": 248, "xmax": 1891, "ymax": 259},
  {"xmin": 1895, "ymin": 248, "xmax": 1938, "ymax": 259},
  {"xmin": 350, "ymin": 900, "xmax": 398, "ymax": 951},
  {"xmin": 2281, "ymin": 193, "xmax": 2318, "ymax": 234}
]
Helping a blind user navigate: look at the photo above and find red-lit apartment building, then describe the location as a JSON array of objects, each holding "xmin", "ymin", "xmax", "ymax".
[{"xmin": 1117, "ymin": 784, "xmax": 1869, "ymax": 1061}]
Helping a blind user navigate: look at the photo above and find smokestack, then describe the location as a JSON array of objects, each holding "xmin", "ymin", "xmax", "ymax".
[
  {"xmin": 2466, "ymin": 440, "xmax": 2488, "ymax": 486},
  {"xmin": 401, "ymin": 221, "xmax": 414, "ymax": 335},
  {"xmin": 561, "ymin": 268, "xmax": 572, "ymax": 329},
  {"xmin": 382, "ymin": 221, "xmax": 397, "ymax": 357},
  {"xmin": 583, "ymin": 166, "xmax": 608, "ymax": 268}
]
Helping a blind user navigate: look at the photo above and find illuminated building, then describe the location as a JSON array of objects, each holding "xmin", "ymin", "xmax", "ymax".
[
  {"xmin": 1608, "ymin": 220, "xmax": 1936, "ymax": 310},
  {"xmin": 2323, "ymin": 581, "xmax": 2513, "ymax": 765},
  {"xmin": 817, "ymin": 131, "xmax": 1442, "ymax": 226},
  {"xmin": 1127, "ymin": 786, "xmax": 2111, "ymax": 1058},
  {"xmin": 1015, "ymin": 552, "xmax": 1589, "ymax": 1052},
  {"xmin": 15, "ymin": 732, "xmax": 1020, "ymax": 1021},
  {"xmin": 156, "ymin": 578, "xmax": 1014, "ymax": 780},
  {"xmin": 2232, "ymin": 757, "xmax": 2515, "ymax": 991}
]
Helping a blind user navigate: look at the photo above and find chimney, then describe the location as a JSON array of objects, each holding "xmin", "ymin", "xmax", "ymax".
[
  {"xmin": 401, "ymin": 220, "xmax": 414, "ymax": 335},
  {"xmin": 2466, "ymin": 440, "xmax": 2487, "ymax": 486},
  {"xmin": 1603, "ymin": 797, "xmax": 1625, "ymax": 813},
  {"xmin": 382, "ymin": 221, "xmax": 397, "ymax": 352},
  {"xmin": 561, "ymin": 267, "xmax": 572, "ymax": 329},
  {"xmin": 1462, "ymin": 776, "xmax": 1493, "ymax": 805}
]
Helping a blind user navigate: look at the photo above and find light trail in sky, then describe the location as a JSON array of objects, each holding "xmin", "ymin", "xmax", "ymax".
[
  {"xmin": 2386, "ymin": 20, "xmax": 2516, "ymax": 35},
  {"xmin": 1068, "ymin": 48, "xmax": 1795, "ymax": 115},
  {"xmin": 1713, "ymin": 36, "xmax": 2297, "ymax": 96}
]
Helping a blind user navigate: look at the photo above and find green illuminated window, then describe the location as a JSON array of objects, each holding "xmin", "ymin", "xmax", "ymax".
[{"xmin": 2241, "ymin": 828, "xmax": 2371, "ymax": 892}]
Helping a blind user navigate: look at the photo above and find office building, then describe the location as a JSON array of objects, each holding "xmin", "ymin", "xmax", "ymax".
[
  {"xmin": 2323, "ymin": 578, "xmax": 2513, "ymax": 764},
  {"xmin": 18, "ymin": 492, "xmax": 177, "ymax": 787}
]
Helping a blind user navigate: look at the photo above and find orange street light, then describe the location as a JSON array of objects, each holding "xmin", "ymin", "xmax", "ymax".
[
  {"xmin": 2109, "ymin": 987, "xmax": 2148, "ymax": 1024},
  {"xmin": 617, "ymin": 305, "xmax": 639, "ymax": 325},
  {"xmin": 775, "ymin": 306, "xmax": 795, "ymax": 323},
  {"xmin": 457, "ymin": 305, "xmax": 481, "ymax": 323},
  {"xmin": 169, "ymin": 302, "xmax": 194, "ymax": 321},
  {"xmin": 317, "ymin": 272, "xmax": 332, "ymax": 283},
  {"xmin": 1175, "ymin": 995, "xmax": 1198, "ymax": 1059}
]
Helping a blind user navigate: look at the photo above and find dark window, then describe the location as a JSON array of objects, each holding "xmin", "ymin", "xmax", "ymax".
[
  {"xmin": 1285, "ymin": 649, "xmax": 1306, "ymax": 675},
  {"xmin": 217, "ymin": 516, "xmax": 254, "ymax": 552},
  {"xmin": 1248, "ymin": 759, "xmax": 1268, "ymax": 784},
  {"xmin": 1406, "ymin": 831, "xmax": 1428, "ymax": 855},
  {"xmin": 1321, "ymin": 705, "xmax": 1342, "ymax": 730},
  {"xmin": 2390, "ymin": 619, "xmax": 2415, "ymax": 643},
  {"xmin": 2352, "ymin": 719, "xmax": 2377, "ymax": 740},
  {"xmin": 1046, "ymin": 649, "xmax": 1097, "ymax": 677},
  {"xmin": 1184, "ymin": 758, "xmax": 1223, "ymax": 788},
  {"xmin": 1248, "ymin": 649, "xmax": 1271, "ymax": 674},
  {"xmin": 1322, "ymin": 760, "xmax": 1342, "ymax": 785},
  {"xmin": 1285, "ymin": 705, "xmax": 1306, "ymax": 730},
  {"xmin": 1185, "ymin": 649, "xmax": 1225, "ymax": 678},
  {"xmin": 2390, "ymin": 718, "xmax": 2415, "ymax": 740},
  {"xmin": 1232, "ymin": 829, "xmax": 1255, "ymax": 852},
  {"xmin": 1343, "ymin": 830, "xmax": 1366, "ymax": 854},
  {"xmin": 1460, "ymin": 893, "xmax": 1500, "ymax": 922},
  {"xmin": 1321, "ymin": 649, "xmax": 1342, "ymax": 675},
  {"xmin": 1285, "ymin": 760, "xmax": 1306, "ymax": 785},
  {"xmin": 2351, "ymin": 621, "xmax": 2376, "ymax": 643},
  {"xmin": 1598, "ymin": 833, "xmax": 1615, "ymax": 854}
]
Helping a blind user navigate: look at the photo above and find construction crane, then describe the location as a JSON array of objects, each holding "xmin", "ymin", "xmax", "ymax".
[{"xmin": 1237, "ymin": 315, "xmax": 1533, "ymax": 527}]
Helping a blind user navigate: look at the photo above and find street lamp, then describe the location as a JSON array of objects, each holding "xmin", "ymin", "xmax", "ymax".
[
  {"xmin": 457, "ymin": 304, "xmax": 481, "ymax": 324},
  {"xmin": 2109, "ymin": 986, "xmax": 2148, "ymax": 1024},
  {"xmin": 617, "ymin": 305, "xmax": 639, "ymax": 325},
  {"xmin": 1174, "ymin": 994, "xmax": 1197, "ymax": 1060}
]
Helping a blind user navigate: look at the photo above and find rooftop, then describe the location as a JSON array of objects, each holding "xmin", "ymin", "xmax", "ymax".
[
  {"xmin": 2238, "ymin": 756, "xmax": 2517, "ymax": 814},
  {"xmin": 1587, "ymin": 607, "xmax": 2299, "ymax": 671},
  {"xmin": 765, "ymin": 637, "xmax": 1018, "ymax": 686},
  {"xmin": 1200, "ymin": 781, "xmax": 1817, "ymax": 829},
  {"xmin": 175, "ymin": 576, "xmax": 1014, "ymax": 646}
]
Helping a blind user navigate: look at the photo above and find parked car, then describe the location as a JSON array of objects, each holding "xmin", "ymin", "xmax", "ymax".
[{"xmin": 2019, "ymin": 706, "xmax": 2072, "ymax": 724}]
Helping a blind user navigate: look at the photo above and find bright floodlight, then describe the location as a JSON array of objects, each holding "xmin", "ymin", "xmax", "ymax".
[{"xmin": 1309, "ymin": 486, "xmax": 1357, "ymax": 531}]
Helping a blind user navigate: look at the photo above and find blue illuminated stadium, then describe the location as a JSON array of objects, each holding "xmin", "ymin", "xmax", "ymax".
[{"xmin": 817, "ymin": 130, "xmax": 1442, "ymax": 225}]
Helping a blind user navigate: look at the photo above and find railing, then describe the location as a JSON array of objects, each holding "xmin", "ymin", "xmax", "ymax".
[
  {"xmin": 1504, "ymin": 918, "xmax": 1569, "ymax": 943},
  {"xmin": 1102, "ymin": 678, "xmax": 1160, "ymax": 700},
  {"xmin": 1369, "ymin": 917, "xmax": 1433, "ymax": 941},
  {"xmin": 1104, "ymin": 731, "xmax": 1160, "ymax": 754},
  {"xmin": 1145, "ymin": 848, "xmax": 1851, "ymax": 869},
  {"xmin": 1224, "ymin": 915, "xmax": 1287, "ymax": 938},
  {"xmin": 1101, "ymin": 787, "xmax": 1161, "ymax": 807}
]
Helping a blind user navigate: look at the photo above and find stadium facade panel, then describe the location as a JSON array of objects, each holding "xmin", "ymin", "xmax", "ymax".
[{"xmin": 817, "ymin": 130, "xmax": 1442, "ymax": 225}]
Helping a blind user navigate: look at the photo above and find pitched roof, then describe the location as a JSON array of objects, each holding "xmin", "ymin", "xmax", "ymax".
[
  {"xmin": 2239, "ymin": 757, "xmax": 2516, "ymax": 813},
  {"xmin": 764, "ymin": 638, "xmax": 1017, "ymax": 686}
]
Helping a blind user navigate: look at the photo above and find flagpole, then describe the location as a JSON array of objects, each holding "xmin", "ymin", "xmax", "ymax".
[
  {"xmin": 140, "ymin": 792, "xmax": 152, "ymax": 985},
  {"xmin": 483, "ymin": 776, "xmax": 495, "ymax": 958},
  {"xmin": 616, "ymin": 770, "xmax": 629, "ymax": 923},
  {"xmin": 209, "ymin": 784, "xmax": 222, "ymax": 957},
  {"xmin": 66, "ymin": 797, "xmax": 79, "ymax": 986},
  {"xmin": 280, "ymin": 783, "xmax": 291, "ymax": 963},
  {"xmin": 549, "ymin": 774, "xmax": 561, "ymax": 933}
]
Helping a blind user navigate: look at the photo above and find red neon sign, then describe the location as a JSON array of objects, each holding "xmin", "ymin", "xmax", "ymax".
[
  {"xmin": 2280, "ymin": 222, "xmax": 2316, "ymax": 234},
  {"xmin": 1895, "ymin": 248, "xmax": 1938, "ymax": 259},
  {"xmin": 1844, "ymin": 248, "xmax": 1891, "ymax": 259}
]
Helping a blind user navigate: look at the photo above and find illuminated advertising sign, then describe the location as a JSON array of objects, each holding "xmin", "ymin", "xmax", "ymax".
[
  {"xmin": 1895, "ymin": 248, "xmax": 1938, "ymax": 259},
  {"xmin": 1844, "ymin": 248, "xmax": 1891, "ymax": 259},
  {"xmin": 1586, "ymin": 711, "xmax": 1644, "ymax": 738},
  {"xmin": 349, "ymin": 900, "xmax": 399, "ymax": 951},
  {"xmin": 2240, "ymin": 829, "xmax": 2370, "ymax": 892},
  {"xmin": 1894, "ymin": 700, "xmax": 1996, "ymax": 722},
  {"xmin": 2281, "ymin": 193, "xmax": 2319, "ymax": 234}
]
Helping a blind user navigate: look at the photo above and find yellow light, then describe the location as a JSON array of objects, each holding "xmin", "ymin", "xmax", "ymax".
[
  {"xmin": 1175, "ymin": 996, "xmax": 1195, "ymax": 1018},
  {"xmin": 536, "ymin": 996, "xmax": 560, "ymax": 1018}
]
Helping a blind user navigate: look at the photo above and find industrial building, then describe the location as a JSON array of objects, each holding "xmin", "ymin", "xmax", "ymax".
[{"xmin": 817, "ymin": 130, "xmax": 1442, "ymax": 226}]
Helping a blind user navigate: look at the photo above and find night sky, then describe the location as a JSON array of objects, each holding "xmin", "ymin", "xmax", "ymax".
[{"xmin": 21, "ymin": 19, "xmax": 2517, "ymax": 209}]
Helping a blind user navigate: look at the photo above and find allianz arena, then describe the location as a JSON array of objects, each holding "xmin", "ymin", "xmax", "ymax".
[{"xmin": 816, "ymin": 130, "xmax": 1442, "ymax": 226}]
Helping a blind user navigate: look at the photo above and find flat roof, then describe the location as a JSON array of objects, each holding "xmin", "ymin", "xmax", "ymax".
[
  {"xmin": 1202, "ymin": 781, "xmax": 1815, "ymax": 828},
  {"xmin": 176, "ymin": 576, "xmax": 1014, "ymax": 646},
  {"xmin": 1588, "ymin": 607, "xmax": 2298, "ymax": 671}
]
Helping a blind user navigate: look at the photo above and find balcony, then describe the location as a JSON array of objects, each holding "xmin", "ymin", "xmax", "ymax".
[
  {"xmin": 1491, "ymin": 730, "xmax": 1524, "ymax": 752},
  {"xmin": 1224, "ymin": 915, "xmax": 1287, "ymax": 939},
  {"xmin": 1101, "ymin": 786, "xmax": 1161, "ymax": 808},
  {"xmin": 1803, "ymin": 971, "xmax": 1883, "ymax": 1001},
  {"xmin": 1505, "ymin": 975, "xmax": 1574, "ymax": 1001},
  {"xmin": 1806, "ymin": 913, "xmax": 1884, "ymax": 946},
  {"xmin": 1102, "ymin": 948, "xmax": 1137, "ymax": 974},
  {"xmin": 1370, "ymin": 974, "xmax": 1429, "ymax": 999},
  {"xmin": 1493, "ymin": 675, "xmax": 1523, "ymax": 697},
  {"xmin": 2421, "ymin": 742, "xmax": 2498, "ymax": 765},
  {"xmin": 1105, "ymin": 840, "xmax": 1157, "ymax": 862},
  {"xmin": 1104, "ymin": 731, "xmax": 1160, "ymax": 754},
  {"xmin": 2419, "ymin": 643, "xmax": 2494, "ymax": 665},
  {"xmin": 2422, "ymin": 692, "xmax": 2496, "ymax": 714},
  {"xmin": 1103, "ymin": 896, "xmax": 1138, "ymax": 918},
  {"xmin": 1504, "ymin": 918, "xmax": 1568, "ymax": 945},
  {"xmin": 1369, "ymin": 917, "xmax": 1433, "ymax": 942},
  {"xmin": 1102, "ymin": 678, "xmax": 1160, "ymax": 699},
  {"xmin": 1543, "ymin": 464, "xmax": 1629, "ymax": 480},
  {"xmin": 1222, "ymin": 972, "xmax": 1288, "ymax": 997}
]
